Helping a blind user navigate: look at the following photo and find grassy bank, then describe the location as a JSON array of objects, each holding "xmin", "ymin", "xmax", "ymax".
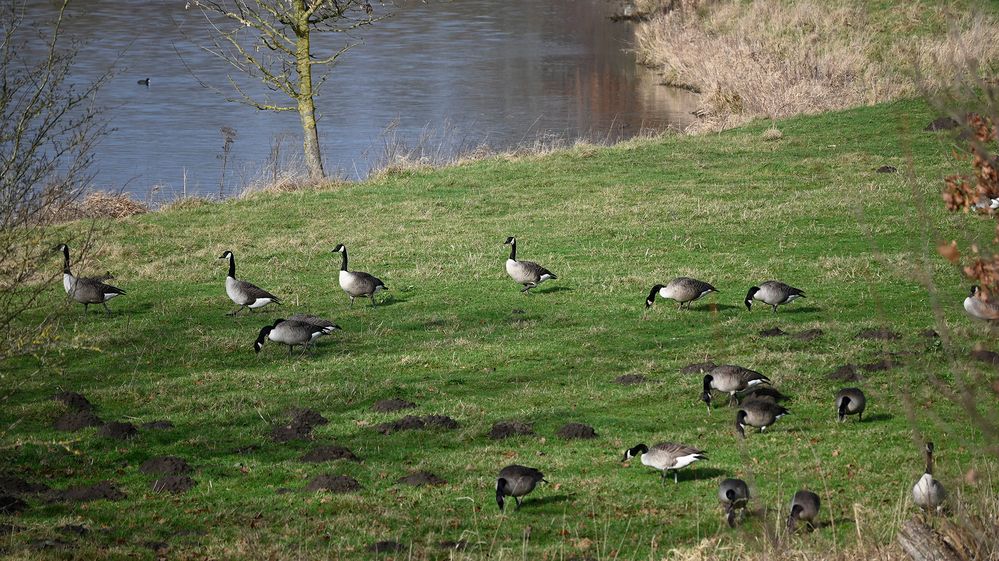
[
  {"xmin": 2, "ymin": 99, "xmax": 998, "ymax": 560},
  {"xmin": 634, "ymin": 0, "xmax": 999, "ymax": 131}
]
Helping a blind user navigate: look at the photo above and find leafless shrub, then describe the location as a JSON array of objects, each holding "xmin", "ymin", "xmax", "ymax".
[{"xmin": 0, "ymin": 0, "xmax": 112, "ymax": 360}]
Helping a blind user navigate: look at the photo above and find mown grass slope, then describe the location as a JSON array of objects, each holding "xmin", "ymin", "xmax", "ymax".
[{"xmin": 2, "ymin": 99, "xmax": 997, "ymax": 560}]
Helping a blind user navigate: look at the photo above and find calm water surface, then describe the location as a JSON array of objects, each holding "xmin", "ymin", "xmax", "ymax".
[{"xmin": 35, "ymin": 0, "xmax": 696, "ymax": 200}]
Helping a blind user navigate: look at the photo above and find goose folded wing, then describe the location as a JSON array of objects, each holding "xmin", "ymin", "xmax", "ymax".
[{"xmin": 237, "ymin": 280, "xmax": 279, "ymax": 301}]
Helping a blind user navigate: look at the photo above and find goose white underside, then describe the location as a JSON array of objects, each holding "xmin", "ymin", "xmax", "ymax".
[
  {"xmin": 745, "ymin": 379, "xmax": 765, "ymax": 387},
  {"xmin": 641, "ymin": 452, "xmax": 702, "ymax": 471},
  {"xmin": 63, "ymin": 273, "xmax": 73, "ymax": 294},
  {"xmin": 103, "ymin": 292, "xmax": 122, "ymax": 301},
  {"xmin": 913, "ymin": 474, "xmax": 945, "ymax": 507},
  {"xmin": 248, "ymin": 298, "xmax": 273, "ymax": 309},
  {"xmin": 784, "ymin": 294, "xmax": 802, "ymax": 303}
]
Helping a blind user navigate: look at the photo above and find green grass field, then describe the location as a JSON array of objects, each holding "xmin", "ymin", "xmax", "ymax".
[{"xmin": 2, "ymin": 99, "xmax": 998, "ymax": 560}]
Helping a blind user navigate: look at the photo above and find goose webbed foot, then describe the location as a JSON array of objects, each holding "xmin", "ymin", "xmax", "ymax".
[{"xmin": 103, "ymin": 303, "xmax": 111, "ymax": 316}]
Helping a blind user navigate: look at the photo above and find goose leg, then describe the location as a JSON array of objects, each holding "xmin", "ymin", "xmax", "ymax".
[
  {"xmin": 514, "ymin": 497, "xmax": 522, "ymax": 510},
  {"xmin": 227, "ymin": 306, "xmax": 244, "ymax": 316},
  {"xmin": 772, "ymin": 304, "xmax": 778, "ymax": 313},
  {"xmin": 673, "ymin": 470, "xmax": 679, "ymax": 484},
  {"xmin": 103, "ymin": 302, "xmax": 111, "ymax": 316},
  {"xmin": 349, "ymin": 296, "xmax": 355, "ymax": 308},
  {"xmin": 370, "ymin": 294, "xmax": 376, "ymax": 307},
  {"xmin": 83, "ymin": 303, "xmax": 89, "ymax": 315}
]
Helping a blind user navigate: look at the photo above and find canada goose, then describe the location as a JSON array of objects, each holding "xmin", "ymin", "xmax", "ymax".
[
  {"xmin": 137, "ymin": 78, "xmax": 149, "ymax": 86},
  {"xmin": 701, "ymin": 365, "xmax": 770, "ymax": 410},
  {"xmin": 645, "ymin": 277, "xmax": 718, "ymax": 310},
  {"xmin": 912, "ymin": 442, "xmax": 946, "ymax": 512},
  {"xmin": 745, "ymin": 281, "xmax": 805, "ymax": 313},
  {"xmin": 332, "ymin": 244, "xmax": 387, "ymax": 307},
  {"xmin": 835, "ymin": 388, "xmax": 866, "ymax": 422},
  {"xmin": 718, "ymin": 478, "xmax": 750, "ymax": 527},
  {"xmin": 54, "ymin": 244, "xmax": 126, "ymax": 315},
  {"xmin": 496, "ymin": 465, "xmax": 546, "ymax": 511},
  {"xmin": 787, "ymin": 490, "xmax": 820, "ymax": 531},
  {"xmin": 623, "ymin": 442, "xmax": 707, "ymax": 483},
  {"xmin": 963, "ymin": 286, "xmax": 999, "ymax": 321},
  {"xmin": 219, "ymin": 250, "xmax": 280, "ymax": 315},
  {"xmin": 503, "ymin": 236, "xmax": 556, "ymax": 293},
  {"xmin": 735, "ymin": 401, "xmax": 789, "ymax": 438},
  {"xmin": 737, "ymin": 385, "xmax": 790, "ymax": 405},
  {"xmin": 253, "ymin": 317, "xmax": 340, "ymax": 355}
]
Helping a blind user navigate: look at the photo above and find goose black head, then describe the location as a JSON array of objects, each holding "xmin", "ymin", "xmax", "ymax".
[
  {"xmin": 786, "ymin": 504, "xmax": 804, "ymax": 531},
  {"xmin": 503, "ymin": 236, "xmax": 515, "ymax": 245},
  {"xmin": 925, "ymin": 441, "xmax": 934, "ymax": 455},
  {"xmin": 254, "ymin": 325, "xmax": 274, "ymax": 354},
  {"xmin": 837, "ymin": 395, "xmax": 851, "ymax": 422},
  {"xmin": 332, "ymin": 244, "xmax": 345, "ymax": 253},
  {"xmin": 970, "ymin": 285, "xmax": 980, "ymax": 297},
  {"xmin": 745, "ymin": 286, "xmax": 760, "ymax": 310},
  {"xmin": 735, "ymin": 410, "xmax": 748, "ymax": 439},
  {"xmin": 700, "ymin": 375, "xmax": 714, "ymax": 411},
  {"xmin": 495, "ymin": 478, "xmax": 508, "ymax": 511},
  {"xmin": 645, "ymin": 284, "xmax": 665, "ymax": 308},
  {"xmin": 218, "ymin": 250, "xmax": 233, "ymax": 260},
  {"xmin": 622, "ymin": 443, "xmax": 648, "ymax": 462}
]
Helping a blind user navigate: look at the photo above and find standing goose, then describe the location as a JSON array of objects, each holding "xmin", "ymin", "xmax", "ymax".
[
  {"xmin": 219, "ymin": 251, "xmax": 280, "ymax": 315},
  {"xmin": 786, "ymin": 490, "xmax": 821, "ymax": 531},
  {"xmin": 912, "ymin": 442, "xmax": 946, "ymax": 512},
  {"xmin": 963, "ymin": 286, "xmax": 999, "ymax": 321},
  {"xmin": 623, "ymin": 442, "xmax": 707, "ymax": 483},
  {"xmin": 495, "ymin": 465, "xmax": 546, "ymax": 511},
  {"xmin": 503, "ymin": 236, "xmax": 557, "ymax": 293},
  {"xmin": 735, "ymin": 401, "xmax": 789, "ymax": 438},
  {"xmin": 718, "ymin": 478, "xmax": 750, "ymax": 527},
  {"xmin": 253, "ymin": 317, "xmax": 340, "ymax": 355},
  {"xmin": 835, "ymin": 388, "xmax": 866, "ymax": 422},
  {"xmin": 54, "ymin": 244, "xmax": 126, "ymax": 315},
  {"xmin": 745, "ymin": 281, "xmax": 805, "ymax": 313},
  {"xmin": 332, "ymin": 244, "xmax": 387, "ymax": 307},
  {"xmin": 645, "ymin": 277, "xmax": 718, "ymax": 310},
  {"xmin": 701, "ymin": 365, "xmax": 771, "ymax": 410}
]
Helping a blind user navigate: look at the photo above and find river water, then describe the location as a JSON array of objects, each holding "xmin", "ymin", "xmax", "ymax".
[{"xmin": 32, "ymin": 0, "xmax": 697, "ymax": 200}]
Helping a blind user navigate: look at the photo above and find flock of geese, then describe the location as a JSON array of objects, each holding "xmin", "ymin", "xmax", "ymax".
[{"xmin": 54, "ymin": 238, "xmax": 950, "ymax": 529}]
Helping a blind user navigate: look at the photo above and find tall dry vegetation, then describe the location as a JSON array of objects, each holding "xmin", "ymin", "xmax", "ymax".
[{"xmin": 634, "ymin": 1, "xmax": 999, "ymax": 131}]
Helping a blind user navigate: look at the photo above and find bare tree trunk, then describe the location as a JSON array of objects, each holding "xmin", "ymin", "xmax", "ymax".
[
  {"xmin": 294, "ymin": 6, "xmax": 325, "ymax": 179},
  {"xmin": 897, "ymin": 519, "xmax": 960, "ymax": 561}
]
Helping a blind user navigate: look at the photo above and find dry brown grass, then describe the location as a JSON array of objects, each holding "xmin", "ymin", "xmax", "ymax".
[
  {"xmin": 43, "ymin": 191, "xmax": 149, "ymax": 223},
  {"xmin": 634, "ymin": 1, "xmax": 999, "ymax": 132}
]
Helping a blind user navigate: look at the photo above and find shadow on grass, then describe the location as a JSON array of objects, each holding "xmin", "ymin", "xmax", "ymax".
[
  {"xmin": 528, "ymin": 493, "xmax": 573, "ymax": 507},
  {"xmin": 529, "ymin": 285, "xmax": 574, "ymax": 295},
  {"xmin": 780, "ymin": 306, "xmax": 822, "ymax": 314},
  {"xmin": 862, "ymin": 413, "xmax": 893, "ymax": 423}
]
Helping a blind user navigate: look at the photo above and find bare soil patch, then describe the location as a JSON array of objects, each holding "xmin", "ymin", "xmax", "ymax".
[
  {"xmin": 876, "ymin": 165, "xmax": 897, "ymax": 173},
  {"xmin": 377, "ymin": 415, "xmax": 458, "ymax": 435},
  {"xmin": 372, "ymin": 398, "xmax": 417, "ymax": 412},
  {"xmin": 792, "ymin": 329, "xmax": 824, "ymax": 341},
  {"xmin": 270, "ymin": 423, "xmax": 313, "ymax": 443},
  {"xmin": 52, "ymin": 391, "xmax": 93, "ymax": 411},
  {"xmin": 759, "ymin": 327, "xmax": 787, "ymax": 337},
  {"xmin": 152, "ymin": 476, "xmax": 196, "ymax": 494},
  {"xmin": 305, "ymin": 474, "xmax": 361, "ymax": 493},
  {"xmin": 827, "ymin": 364, "xmax": 862, "ymax": 382},
  {"xmin": 52, "ymin": 481, "xmax": 125, "ymax": 502},
  {"xmin": 0, "ymin": 476, "xmax": 49, "ymax": 495},
  {"xmin": 288, "ymin": 408, "xmax": 328, "ymax": 429},
  {"xmin": 556, "ymin": 423, "xmax": 597, "ymax": 439},
  {"xmin": 140, "ymin": 456, "xmax": 191, "ymax": 476},
  {"xmin": 925, "ymin": 116, "xmax": 959, "ymax": 131},
  {"xmin": 368, "ymin": 541, "xmax": 404, "ymax": 553},
  {"xmin": 971, "ymin": 350, "xmax": 999, "ymax": 365},
  {"xmin": 300, "ymin": 445, "xmax": 359, "ymax": 463},
  {"xmin": 490, "ymin": 421, "xmax": 534, "ymax": 440},
  {"xmin": 0, "ymin": 496, "xmax": 27, "ymax": 514},
  {"xmin": 53, "ymin": 410, "xmax": 102, "ymax": 431},
  {"xmin": 97, "ymin": 421, "xmax": 138, "ymax": 440},
  {"xmin": 140, "ymin": 420, "xmax": 174, "ymax": 430},
  {"xmin": 397, "ymin": 471, "xmax": 447, "ymax": 487},
  {"xmin": 614, "ymin": 374, "xmax": 648, "ymax": 385},
  {"xmin": 58, "ymin": 524, "xmax": 88, "ymax": 536}
]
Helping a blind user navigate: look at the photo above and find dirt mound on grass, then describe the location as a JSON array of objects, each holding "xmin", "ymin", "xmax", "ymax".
[
  {"xmin": 0, "ymin": 476, "xmax": 49, "ymax": 495},
  {"xmin": 270, "ymin": 423, "xmax": 313, "ymax": 443},
  {"xmin": 140, "ymin": 420, "xmax": 174, "ymax": 430},
  {"xmin": 288, "ymin": 408, "xmax": 328, "ymax": 429},
  {"xmin": 368, "ymin": 541, "xmax": 404, "ymax": 553},
  {"xmin": 876, "ymin": 165, "xmax": 897, "ymax": 173},
  {"xmin": 53, "ymin": 410, "xmax": 102, "ymax": 432},
  {"xmin": 397, "ymin": 471, "xmax": 447, "ymax": 487},
  {"xmin": 300, "ymin": 445, "xmax": 358, "ymax": 463},
  {"xmin": 53, "ymin": 481, "xmax": 125, "ymax": 502},
  {"xmin": 827, "ymin": 364, "xmax": 862, "ymax": 382},
  {"xmin": 556, "ymin": 423, "xmax": 597, "ymax": 440},
  {"xmin": 856, "ymin": 328, "xmax": 900, "ymax": 340},
  {"xmin": 925, "ymin": 116, "xmax": 959, "ymax": 131},
  {"xmin": 52, "ymin": 392, "xmax": 93, "ymax": 411},
  {"xmin": 305, "ymin": 474, "xmax": 361, "ymax": 493},
  {"xmin": 759, "ymin": 327, "xmax": 787, "ymax": 337},
  {"xmin": 861, "ymin": 357, "xmax": 897, "ymax": 372},
  {"xmin": 377, "ymin": 415, "xmax": 458, "ymax": 435},
  {"xmin": 151, "ymin": 476, "xmax": 196, "ymax": 494},
  {"xmin": 0, "ymin": 496, "xmax": 27, "ymax": 514},
  {"xmin": 489, "ymin": 421, "xmax": 534, "ymax": 440},
  {"xmin": 792, "ymin": 329, "xmax": 823, "ymax": 341},
  {"xmin": 57, "ymin": 524, "xmax": 88, "ymax": 536},
  {"xmin": 97, "ymin": 422, "xmax": 138, "ymax": 440},
  {"xmin": 614, "ymin": 374, "xmax": 648, "ymax": 385},
  {"xmin": 971, "ymin": 350, "xmax": 999, "ymax": 365},
  {"xmin": 679, "ymin": 362, "xmax": 715, "ymax": 374},
  {"xmin": 439, "ymin": 540, "xmax": 468, "ymax": 550},
  {"xmin": 140, "ymin": 456, "xmax": 191, "ymax": 476},
  {"xmin": 921, "ymin": 329, "xmax": 939, "ymax": 338},
  {"xmin": 372, "ymin": 398, "xmax": 417, "ymax": 412}
]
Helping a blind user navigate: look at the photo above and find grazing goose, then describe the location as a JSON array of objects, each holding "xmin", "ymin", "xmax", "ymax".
[
  {"xmin": 496, "ymin": 465, "xmax": 546, "ymax": 511},
  {"xmin": 787, "ymin": 490, "xmax": 821, "ymax": 531},
  {"xmin": 735, "ymin": 401, "xmax": 789, "ymax": 438},
  {"xmin": 503, "ymin": 236, "xmax": 557, "ymax": 293},
  {"xmin": 963, "ymin": 286, "xmax": 999, "ymax": 321},
  {"xmin": 912, "ymin": 442, "xmax": 946, "ymax": 512},
  {"xmin": 701, "ymin": 365, "xmax": 770, "ymax": 410},
  {"xmin": 219, "ymin": 251, "xmax": 280, "ymax": 315},
  {"xmin": 623, "ymin": 442, "xmax": 707, "ymax": 483},
  {"xmin": 718, "ymin": 478, "xmax": 750, "ymax": 527},
  {"xmin": 253, "ymin": 317, "xmax": 340, "ymax": 355},
  {"xmin": 646, "ymin": 277, "xmax": 718, "ymax": 310},
  {"xmin": 745, "ymin": 281, "xmax": 805, "ymax": 313},
  {"xmin": 737, "ymin": 385, "xmax": 790, "ymax": 405},
  {"xmin": 835, "ymin": 388, "xmax": 866, "ymax": 422},
  {"xmin": 332, "ymin": 244, "xmax": 387, "ymax": 307},
  {"xmin": 54, "ymin": 244, "xmax": 126, "ymax": 315}
]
